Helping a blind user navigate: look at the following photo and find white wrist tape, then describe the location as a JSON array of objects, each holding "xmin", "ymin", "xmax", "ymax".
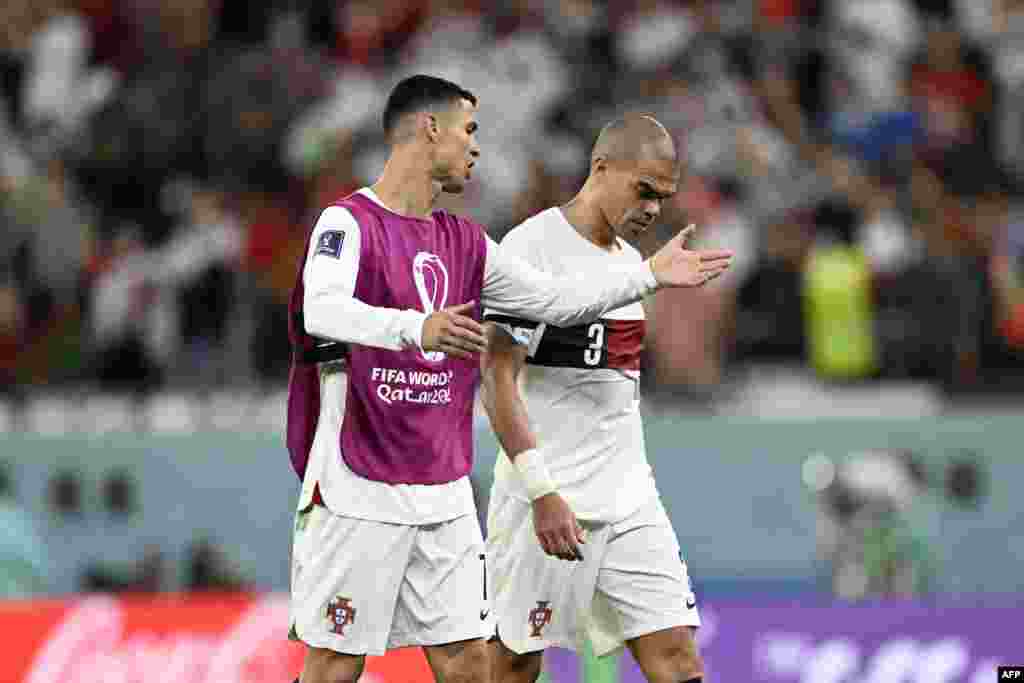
[
  {"xmin": 643, "ymin": 259, "xmax": 660, "ymax": 289},
  {"xmin": 514, "ymin": 448, "xmax": 556, "ymax": 501}
]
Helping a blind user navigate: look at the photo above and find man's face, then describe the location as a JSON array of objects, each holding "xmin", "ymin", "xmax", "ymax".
[
  {"xmin": 597, "ymin": 156, "xmax": 678, "ymax": 239},
  {"xmin": 431, "ymin": 98, "xmax": 480, "ymax": 194}
]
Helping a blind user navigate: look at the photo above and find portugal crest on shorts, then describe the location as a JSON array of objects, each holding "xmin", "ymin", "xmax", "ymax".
[
  {"xmin": 528, "ymin": 601, "xmax": 553, "ymax": 638},
  {"xmin": 326, "ymin": 596, "xmax": 356, "ymax": 636}
]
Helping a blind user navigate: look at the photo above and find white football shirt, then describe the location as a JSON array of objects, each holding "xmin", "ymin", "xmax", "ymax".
[{"xmin": 486, "ymin": 207, "xmax": 659, "ymax": 523}]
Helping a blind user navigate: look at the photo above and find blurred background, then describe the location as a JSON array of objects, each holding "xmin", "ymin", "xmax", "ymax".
[{"xmin": 1, "ymin": 0, "xmax": 1023, "ymax": 680}]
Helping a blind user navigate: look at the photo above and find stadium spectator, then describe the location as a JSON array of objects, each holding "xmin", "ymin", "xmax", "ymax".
[
  {"xmin": 158, "ymin": 183, "xmax": 242, "ymax": 388},
  {"xmin": 733, "ymin": 209, "xmax": 813, "ymax": 363},
  {"xmin": 960, "ymin": 171, "xmax": 1024, "ymax": 382},
  {"xmin": 991, "ymin": 0, "xmax": 1024, "ymax": 177},
  {"xmin": 185, "ymin": 537, "xmax": 246, "ymax": 592},
  {"xmin": 0, "ymin": 281, "xmax": 23, "ymax": 395},
  {"xmin": 8, "ymin": 158, "xmax": 92, "ymax": 314},
  {"xmin": 81, "ymin": 544, "xmax": 166, "ymax": 594},
  {"xmin": 874, "ymin": 202, "xmax": 961, "ymax": 382},
  {"xmin": 992, "ymin": 192, "xmax": 1024, "ymax": 350},
  {"xmin": 87, "ymin": 225, "xmax": 166, "ymax": 395}
]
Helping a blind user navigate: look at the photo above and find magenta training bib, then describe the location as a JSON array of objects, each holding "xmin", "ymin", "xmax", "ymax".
[{"xmin": 286, "ymin": 192, "xmax": 487, "ymax": 484}]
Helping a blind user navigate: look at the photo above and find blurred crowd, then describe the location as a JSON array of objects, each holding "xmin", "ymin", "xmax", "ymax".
[{"xmin": 2, "ymin": 0, "xmax": 1024, "ymax": 406}]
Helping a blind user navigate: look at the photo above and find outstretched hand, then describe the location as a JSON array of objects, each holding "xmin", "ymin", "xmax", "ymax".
[
  {"xmin": 421, "ymin": 301, "xmax": 487, "ymax": 360},
  {"xmin": 648, "ymin": 224, "xmax": 733, "ymax": 288}
]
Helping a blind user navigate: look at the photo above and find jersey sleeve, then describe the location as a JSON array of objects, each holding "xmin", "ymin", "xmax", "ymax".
[
  {"xmin": 303, "ymin": 206, "xmax": 427, "ymax": 351},
  {"xmin": 480, "ymin": 232, "xmax": 658, "ymax": 331},
  {"xmin": 482, "ymin": 228, "xmax": 542, "ymax": 347}
]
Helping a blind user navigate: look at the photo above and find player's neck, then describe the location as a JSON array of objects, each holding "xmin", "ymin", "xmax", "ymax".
[
  {"xmin": 561, "ymin": 196, "xmax": 618, "ymax": 252},
  {"xmin": 371, "ymin": 154, "xmax": 442, "ymax": 219}
]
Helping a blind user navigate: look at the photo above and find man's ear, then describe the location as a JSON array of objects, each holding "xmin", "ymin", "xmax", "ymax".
[{"xmin": 425, "ymin": 113, "xmax": 441, "ymax": 143}]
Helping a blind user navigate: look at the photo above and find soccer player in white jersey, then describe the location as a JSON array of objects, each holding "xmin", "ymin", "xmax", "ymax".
[
  {"xmin": 288, "ymin": 75, "xmax": 732, "ymax": 683},
  {"xmin": 482, "ymin": 115, "xmax": 708, "ymax": 683}
]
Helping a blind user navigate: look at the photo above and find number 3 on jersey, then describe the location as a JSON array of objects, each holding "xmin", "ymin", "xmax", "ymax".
[{"xmin": 584, "ymin": 322, "xmax": 605, "ymax": 366}]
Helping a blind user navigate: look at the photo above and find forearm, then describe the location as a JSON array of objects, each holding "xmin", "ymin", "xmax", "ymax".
[
  {"xmin": 481, "ymin": 347, "xmax": 556, "ymax": 501},
  {"xmin": 480, "ymin": 373, "xmax": 537, "ymax": 461},
  {"xmin": 304, "ymin": 289, "xmax": 426, "ymax": 351}
]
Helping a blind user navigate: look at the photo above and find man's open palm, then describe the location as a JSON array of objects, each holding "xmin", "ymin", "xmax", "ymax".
[{"xmin": 649, "ymin": 224, "xmax": 733, "ymax": 288}]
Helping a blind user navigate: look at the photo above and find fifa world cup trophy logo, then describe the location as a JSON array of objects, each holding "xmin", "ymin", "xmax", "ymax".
[{"xmin": 413, "ymin": 252, "xmax": 450, "ymax": 362}]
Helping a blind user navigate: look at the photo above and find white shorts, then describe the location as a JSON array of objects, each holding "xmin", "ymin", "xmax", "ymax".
[
  {"xmin": 486, "ymin": 491, "xmax": 700, "ymax": 658},
  {"xmin": 289, "ymin": 504, "xmax": 490, "ymax": 656}
]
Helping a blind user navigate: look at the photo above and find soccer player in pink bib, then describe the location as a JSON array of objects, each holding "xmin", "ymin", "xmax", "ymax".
[
  {"xmin": 482, "ymin": 115, "xmax": 707, "ymax": 683},
  {"xmin": 286, "ymin": 76, "xmax": 731, "ymax": 683}
]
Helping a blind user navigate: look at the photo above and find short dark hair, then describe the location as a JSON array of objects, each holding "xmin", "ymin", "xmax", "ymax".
[{"xmin": 382, "ymin": 75, "xmax": 477, "ymax": 136}]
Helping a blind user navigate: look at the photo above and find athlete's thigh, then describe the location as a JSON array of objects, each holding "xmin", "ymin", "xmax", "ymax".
[
  {"xmin": 390, "ymin": 512, "xmax": 490, "ymax": 649},
  {"xmin": 486, "ymin": 491, "xmax": 604, "ymax": 655},
  {"xmin": 290, "ymin": 504, "xmax": 415, "ymax": 656},
  {"xmin": 595, "ymin": 498, "xmax": 700, "ymax": 643}
]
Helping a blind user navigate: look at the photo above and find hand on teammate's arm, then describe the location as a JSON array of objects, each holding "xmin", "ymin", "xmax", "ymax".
[
  {"xmin": 480, "ymin": 325, "xmax": 585, "ymax": 562},
  {"xmin": 419, "ymin": 301, "xmax": 488, "ymax": 359},
  {"xmin": 647, "ymin": 224, "xmax": 733, "ymax": 288}
]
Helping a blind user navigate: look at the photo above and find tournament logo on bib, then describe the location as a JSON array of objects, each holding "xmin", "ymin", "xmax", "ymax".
[{"xmin": 413, "ymin": 251, "xmax": 449, "ymax": 362}]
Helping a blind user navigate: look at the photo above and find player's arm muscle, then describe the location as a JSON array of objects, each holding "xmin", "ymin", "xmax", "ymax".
[
  {"xmin": 479, "ymin": 323, "xmax": 536, "ymax": 460},
  {"xmin": 481, "ymin": 236, "xmax": 657, "ymax": 328}
]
